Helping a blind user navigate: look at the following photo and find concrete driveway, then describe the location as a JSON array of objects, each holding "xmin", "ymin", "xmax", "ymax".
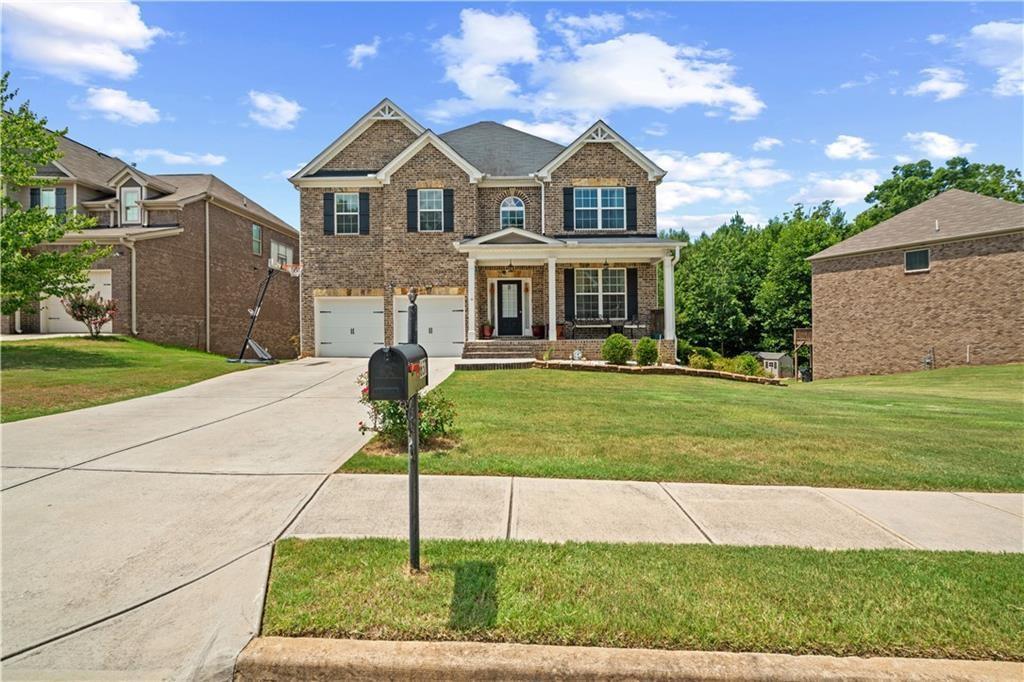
[{"xmin": 0, "ymin": 357, "xmax": 456, "ymax": 681}]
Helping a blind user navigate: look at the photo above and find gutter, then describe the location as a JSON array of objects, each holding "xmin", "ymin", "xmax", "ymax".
[
  {"xmin": 205, "ymin": 199, "xmax": 211, "ymax": 352},
  {"xmin": 806, "ymin": 226, "xmax": 1024, "ymax": 262},
  {"xmin": 117, "ymin": 236, "xmax": 139, "ymax": 335}
]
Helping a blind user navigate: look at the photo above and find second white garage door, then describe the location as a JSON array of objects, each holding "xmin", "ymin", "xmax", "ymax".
[
  {"xmin": 394, "ymin": 295, "xmax": 465, "ymax": 357},
  {"xmin": 41, "ymin": 269, "xmax": 113, "ymax": 334},
  {"xmin": 315, "ymin": 297, "xmax": 385, "ymax": 358}
]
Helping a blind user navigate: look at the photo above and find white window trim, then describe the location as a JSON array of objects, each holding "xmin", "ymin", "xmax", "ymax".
[
  {"xmin": 418, "ymin": 188, "xmax": 444, "ymax": 232},
  {"xmin": 575, "ymin": 267, "xmax": 627, "ymax": 320},
  {"xmin": 39, "ymin": 187, "xmax": 57, "ymax": 216},
  {"xmin": 904, "ymin": 248, "xmax": 930, "ymax": 273},
  {"xmin": 500, "ymin": 196, "xmax": 525, "ymax": 230},
  {"xmin": 334, "ymin": 192, "xmax": 360, "ymax": 235},
  {"xmin": 121, "ymin": 187, "xmax": 141, "ymax": 224},
  {"xmin": 270, "ymin": 239, "xmax": 293, "ymax": 265},
  {"xmin": 252, "ymin": 224, "xmax": 263, "ymax": 256},
  {"xmin": 573, "ymin": 187, "xmax": 626, "ymax": 231},
  {"xmin": 765, "ymin": 360, "xmax": 779, "ymax": 370}
]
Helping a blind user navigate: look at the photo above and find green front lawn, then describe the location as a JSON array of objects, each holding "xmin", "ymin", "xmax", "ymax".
[
  {"xmin": 343, "ymin": 364, "xmax": 1024, "ymax": 491},
  {"xmin": 1, "ymin": 336, "xmax": 245, "ymax": 422},
  {"xmin": 264, "ymin": 538, "xmax": 1024, "ymax": 660}
]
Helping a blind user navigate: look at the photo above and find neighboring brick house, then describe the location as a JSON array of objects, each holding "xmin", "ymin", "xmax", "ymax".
[
  {"xmin": 809, "ymin": 189, "xmax": 1024, "ymax": 379},
  {"xmin": 290, "ymin": 99, "xmax": 681, "ymax": 361},
  {"xmin": 2, "ymin": 133, "xmax": 299, "ymax": 358}
]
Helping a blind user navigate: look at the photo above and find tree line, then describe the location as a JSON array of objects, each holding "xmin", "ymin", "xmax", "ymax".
[{"xmin": 669, "ymin": 158, "xmax": 1024, "ymax": 356}]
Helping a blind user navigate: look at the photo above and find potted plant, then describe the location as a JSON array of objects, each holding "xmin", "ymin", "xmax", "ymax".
[
  {"xmin": 532, "ymin": 323, "xmax": 545, "ymax": 338},
  {"xmin": 481, "ymin": 318, "xmax": 494, "ymax": 339}
]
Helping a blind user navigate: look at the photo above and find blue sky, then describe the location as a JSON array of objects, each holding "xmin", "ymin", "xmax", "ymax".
[{"xmin": 3, "ymin": 2, "xmax": 1022, "ymax": 235}]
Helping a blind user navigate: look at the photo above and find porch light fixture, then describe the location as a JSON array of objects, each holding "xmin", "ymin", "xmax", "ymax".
[
  {"xmin": 501, "ymin": 260, "xmax": 514, "ymax": 275},
  {"xmin": 602, "ymin": 259, "xmax": 610, "ymax": 274}
]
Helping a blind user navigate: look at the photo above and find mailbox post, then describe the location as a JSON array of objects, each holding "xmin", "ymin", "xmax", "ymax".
[{"xmin": 367, "ymin": 289, "xmax": 428, "ymax": 571}]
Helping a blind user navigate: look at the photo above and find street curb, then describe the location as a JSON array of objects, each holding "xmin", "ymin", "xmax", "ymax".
[{"xmin": 235, "ymin": 637, "xmax": 1022, "ymax": 681}]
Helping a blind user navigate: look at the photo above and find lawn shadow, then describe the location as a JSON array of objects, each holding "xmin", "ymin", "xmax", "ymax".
[
  {"xmin": 1, "ymin": 340, "xmax": 134, "ymax": 371},
  {"xmin": 447, "ymin": 560, "xmax": 498, "ymax": 632}
]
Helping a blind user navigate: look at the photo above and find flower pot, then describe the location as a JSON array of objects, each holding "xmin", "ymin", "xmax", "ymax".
[
  {"xmin": 481, "ymin": 325, "xmax": 493, "ymax": 339},
  {"xmin": 556, "ymin": 323, "xmax": 565, "ymax": 340},
  {"xmin": 532, "ymin": 324, "xmax": 545, "ymax": 338}
]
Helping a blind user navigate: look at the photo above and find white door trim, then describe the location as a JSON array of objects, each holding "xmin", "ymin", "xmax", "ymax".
[{"xmin": 486, "ymin": 276, "xmax": 532, "ymax": 337}]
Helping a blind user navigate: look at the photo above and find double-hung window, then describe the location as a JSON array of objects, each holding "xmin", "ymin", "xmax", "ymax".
[
  {"xmin": 252, "ymin": 224, "xmax": 262, "ymax": 255},
  {"xmin": 573, "ymin": 187, "xmax": 625, "ymax": 230},
  {"xmin": 904, "ymin": 248, "xmax": 929, "ymax": 273},
  {"xmin": 121, "ymin": 187, "xmax": 141, "ymax": 224},
  {"xmin": 575, "ymin": 268, "xmax": 627, "ymax": 319},
  {"xmin": 38, "ymin": 187, "xmax": 57, "ymax": 216},
  {"xmin": 334, "ymin": 193, "xmax": 359, "ymax": 234},
  {"xmin": 418, "ymin": 189, "xmax": 443, "ymax": 231},
  {"xmin": 270, "ymin": 240, "xmax": 293, "ymax": 265}
]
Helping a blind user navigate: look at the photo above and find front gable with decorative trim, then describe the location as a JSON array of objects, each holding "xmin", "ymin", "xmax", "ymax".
[
  {"xmin": 535, "ymin": 121, "xmax": 666, "ymax": 182},
  {"xmin": 376, "ymin": 131, "xmax": 483, "ymax": 185}
]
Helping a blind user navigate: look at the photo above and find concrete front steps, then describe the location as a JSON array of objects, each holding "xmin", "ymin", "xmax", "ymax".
[{"xmin": 462, "ymin": 339, "xmax": 548, "ymax": 359}]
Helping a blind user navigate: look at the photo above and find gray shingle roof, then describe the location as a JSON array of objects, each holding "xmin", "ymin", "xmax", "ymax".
[
  {"xmin": 45, "ymin": 134, "xmax": 129, "ymax": 188},
  {"xmin": 810, "ymin": 189, "xmax": 1024, "ymax": 260},
  {"xmin": 440, "ymin": 121, "xmax": 564, "ymax": 176},
  {"xmin": 151, "ymin": 174, "xmax": 295, "ymax": 233}
]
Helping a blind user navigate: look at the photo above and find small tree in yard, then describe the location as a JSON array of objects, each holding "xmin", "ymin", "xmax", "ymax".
[
  {"xmin": 63, "ymin": 292, "xmax": 117, "ymax": 337},
  {"xmin": 634, "ymin": 337, "xmax": 660, "ymax": 366},
  {"xmin": 1, "ymin": 73, "xmax": 108, "ymax": 316},
  {"xmin": 601, "ymin": 333, "xmax": 633, "ymax": 364}
]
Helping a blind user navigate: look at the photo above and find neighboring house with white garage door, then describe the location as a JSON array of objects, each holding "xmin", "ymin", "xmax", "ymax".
[
  {"xmin": 2, "ymin": 130, "xmax": 299, "ymax": 358},
  {"xmin": 291, "ymin": 99, "xmax": 680, "ymax": 361}
]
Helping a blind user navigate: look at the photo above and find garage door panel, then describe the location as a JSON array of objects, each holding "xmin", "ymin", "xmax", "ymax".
[
  {"xmin": 315, "ymin": 297, "xmax": 384, "ymax": 358},
  {"xmin": 43, "ymin": 270, "xmax": 113, "ymax": 334},
  {"xmin": 394, "ymin": 296, "xmax": 465, "ymax": 358}
]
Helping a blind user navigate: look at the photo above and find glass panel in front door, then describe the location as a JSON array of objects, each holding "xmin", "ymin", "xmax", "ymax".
[{"xmin": 501, "ymin": 284, "xmax": 517, "ymax": 319}]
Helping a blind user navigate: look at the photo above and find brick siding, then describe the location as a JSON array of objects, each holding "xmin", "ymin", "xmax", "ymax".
[{"xmin": 323, "ymin": 120, "xmax": 418, "ymax": 171}]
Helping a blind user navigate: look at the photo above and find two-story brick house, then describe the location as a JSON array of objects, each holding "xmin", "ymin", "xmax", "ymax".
[
  {"xmin": 3, "ymin": 132, "xmax": 299, "ymax": 358},
  {"xmin": 291, "ymin": 99, "xmax": 680, "ymax": 361}
]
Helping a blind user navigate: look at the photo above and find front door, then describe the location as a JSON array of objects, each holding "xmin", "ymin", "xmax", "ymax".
[{"xmin": 496, "ymin": 280, "xmax": 523, "ymax": 336}]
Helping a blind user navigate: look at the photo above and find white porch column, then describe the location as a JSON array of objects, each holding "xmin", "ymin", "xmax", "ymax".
[
  {"xmin": 467, "ymin": 258, "xmax": 477, "ymax": 341},
  {"xmin": 547, "ymin": 257, "xmax": 557, "ymax": 341},
  {"xmin": 662, "ymin": 255, "xmax": 676, "ymax": 341}
]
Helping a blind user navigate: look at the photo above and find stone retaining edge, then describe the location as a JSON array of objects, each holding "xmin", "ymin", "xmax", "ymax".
[{"xmin": 235, "ymin": 637, "xmax": 1021, "ymax": 681}]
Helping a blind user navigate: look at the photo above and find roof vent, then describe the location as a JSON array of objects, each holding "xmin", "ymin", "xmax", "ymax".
[
  {"xmin": 243, "ymin": 197, "xmax": 247, "ymax": 206},
  {"xmin": 934, "ymin": 219, "xmax": 940, "ymax": 232}
]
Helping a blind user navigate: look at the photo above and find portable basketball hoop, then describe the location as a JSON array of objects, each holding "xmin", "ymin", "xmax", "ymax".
[{"xmin": 228, "ymin": 259, "xmax": 303, "ymax": 364}]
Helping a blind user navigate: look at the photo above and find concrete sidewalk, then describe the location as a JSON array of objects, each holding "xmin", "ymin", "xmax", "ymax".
[{"xmin": 287, "ymin": 474, "xmax": 1024, "ymax": 553}]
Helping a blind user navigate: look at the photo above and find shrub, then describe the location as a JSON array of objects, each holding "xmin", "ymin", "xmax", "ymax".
[
  {"xmin": 733, "ymin": 353, "xmax": 765, "ymax": 376},
  {"xmin": 688, "ymin": 352, "xmax": 713, "ymax": 370},
  {"xmin": 601, "ymin": 333, "xmax": 633, "ymax": 364},
  {"xmin": 634, "ymin": 337, "xmax": 659, "ymax": 366},
  {"xmin": 356, "ymin": 372, "xmax": 456, "ymax": 448},
  {"xmin": 62, "ymin": 292, "xmax": 117, "ymax": 338}
]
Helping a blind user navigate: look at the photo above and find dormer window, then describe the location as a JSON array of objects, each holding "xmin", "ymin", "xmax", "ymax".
[
  {"xmin": 500, "ymin": 196, "xmax": 525, "ymax": 229},
  {"xmin": 39, "ymin": 188, "xmax": 57, "ymax": 216},
  {"xmin": 121, "ymin": 187, "xmax": 141, "ymax": 224}
]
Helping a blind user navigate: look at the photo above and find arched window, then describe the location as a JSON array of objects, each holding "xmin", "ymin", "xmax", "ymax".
[{"xmin": 500, "ymin": 196, "xmax": 525, "ymax": 229}]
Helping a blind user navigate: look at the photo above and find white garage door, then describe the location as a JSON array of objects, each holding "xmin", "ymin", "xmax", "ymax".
[
  {"xmin": 394, "ymin": 295, "xmax": 465, "ymax": 357},
  {"xmin": 315, "ymin": 297, "xmax": 385, "ymax": 358},
  {"xmin": 42, "ymin": 269, "xmax": 113, "ymax": 334}
]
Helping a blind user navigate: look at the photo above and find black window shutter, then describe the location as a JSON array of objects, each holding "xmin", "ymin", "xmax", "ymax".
[
  {"xmin": 406, "ymin": 189, "xmax": 417, "ymax": 232},
  {"xmin": 625, "ymin": 187, "xmax": 637, "ymax": 231},
  {"xmin": 323, "ymin": 192, "xmax": 335, "ymax": 235},
  {"xmin": 626, "ymin": 268, "xmax": 638, "ymax": 320},
  {"xmin": 30, "ymin": 188, "xmax": 40, "ymax": 208},
  {"xmin": 358, "ymin": 192, "xmax": 370, "ymax": 235},
  {"xmin": 55, "ymin": 187, "xmax": 67, "ymax": 214},
  {"xmin": 442, "ymin": 189, "xmax": 455, "ymax": 232},
  {"xmin": 563, "ymin": 268, "xmax": 575, "ymax": 320},
  {"xmin": 562, "ymin": 187, "xmax": 574, "ymax": 231}
]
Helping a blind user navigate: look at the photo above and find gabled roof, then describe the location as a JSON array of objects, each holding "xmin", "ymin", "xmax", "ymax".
[
  {"xmin": 459, "ymin": 228, "xmax": 562, "ymax": 246},
  {"xmin": 41, "ymin": 134, "xmax": 128, "ymax": 189},
  {"xmin": 439, "ymin": 122, "xmax": 564, "ymax": 176},
  {"xmin": 145, "ymin": 174, "xmax": 296, "ymax": 233},
  {"xmin": 291, "ymin": 98, "xmax": 424, "ymax": 181},
  {"xmin": 810, "ymin": 189, "xmax": 1024, "ymax": 261},
  {"xmin": 109, "ymin": 165, "xmax": 177, "ymax": 194},
  {"xmin": 535, "ymin": 121, "xmax": 666, "ymax": 182},
  {"xmin": 376, "ymin": 131, "xmax": 483, "ymax": 185}
]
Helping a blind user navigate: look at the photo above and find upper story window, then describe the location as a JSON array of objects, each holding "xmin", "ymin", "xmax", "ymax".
[
  {"xmin": 573, "ymin": 187, "xmax": 625, "ymax": 230},
  {"xmin": 252, "ymin": 224, "xmax": 262, "ymax": 255},
  {"xmin": 39, "ymin": 187, "xmax": 57, "ymax": 216},
  {"xmin": 121, "ymin": 187, "xmax": 141, "ymax": 224},
  {"xmin": 334, "ymin": 193, "xmax": 360, "ymax": 235},
  {"xmin": 418, "ymin": 189, "xmax": 443, "ymax": 232},
  {"xmin": 500, "ymin": 196, "xmax": 525, "ymax": 229},
  {"xmin": 904, "ymin": 248, "xmax": 930, "ymax": 273},
  {"xmin": 270, "ymin": 240, "xmax": 293, "ymax": 265},
  {"xmin": 575, "ymin": 267, "xmax": 627, "ymax": 319}
]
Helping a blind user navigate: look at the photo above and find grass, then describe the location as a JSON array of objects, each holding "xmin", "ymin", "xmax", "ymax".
[
  {"xmin": 263, "ymin": 537, "xmax": 1024, "ymax": 660},
  {"xmin": 342, "ymin": 363, "xmax": 1024, "ymax": 491},
  {"xmin": 1, "ymin": 336, "xmax": 245, "ymax": 422}
]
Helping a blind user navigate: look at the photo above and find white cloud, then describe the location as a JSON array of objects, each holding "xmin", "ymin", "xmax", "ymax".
[
  {"xmin": 840, "ymin": 73, "xmax": 878, "ymax": 89},
  {"xmin": 431, "ymin": 9, "xmax": 764, "ymax": 123},
  {"xmin": 789, "ymin": 170, "xmax": 881, "ymax": 207},
  {"xmin": 824, "ymin": 135, "xmax": 877, "ymax": 160},
  {"xmin": 752, "ymin": 136, "xmax": 782, "ymax": 151},
  {"xmin": 659, "ymin": 212, "xmax": 763, "ymax": 236},
  {"xmin": 644, "ymin": 122, "xmax": 669, "ymax": 137},
  {"xmin": 264, "ymin": 163, "xmax": 304, "ymax": 180},
  {"xmin": 502, "ymin": 118, "xmax": 586, "ymax": 145},
  {"xmin": 904, "ymin": 131, "xmax": 976, "ymax": 159},
  {"xmin": 111, "ymin": 148, "xmax": 226, "ymax": 166},
  {"xmin": 2, "ymin": 0, "xmax": 164, "ymax": 82},
  {"xmin": 905, "ymin": 67, "xmax": 967, "ymax": 101},
  {"xmin": 961, "ymin": 20, "xmax": 1024, "ymax": 97},
  {"xmin": 894, "ymin": 154, "xmax": 914, "ymax": 164},
  {"xmin": 546, "ymin": 10, "xmax": 624, "ymax": 46},
  {"xmin": 647, "ymin": 150, "xmax": 791, "ymax": 189},
  {"xmin": 926, "ymin": 33, "xmax": 947, "ymax": 45},
  {"xmin": 348, "ymin": 36, "xmax": 381, "ymax": 69},
  {"xmin": 247, "ymin": 91, "xmax": 303, "ymax": 130},
  {"xmin": 82, "ymin": 87, "xmax": 160, "ymax": 125}
]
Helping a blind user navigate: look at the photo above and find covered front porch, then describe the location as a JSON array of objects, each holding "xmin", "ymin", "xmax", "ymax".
[{"xmin": 455, "ymin": 228, "xmax": 681, "ymax": 345}]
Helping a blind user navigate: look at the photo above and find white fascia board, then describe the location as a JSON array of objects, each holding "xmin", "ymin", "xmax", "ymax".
[
  {"xmin": 377, "ymin": 132, "xmax": 483, "ymax": 184},
  {"xmin": 455, "ymin": 242, "xmax": 675, "ymax": 262},
  {"xmin": 463, "ymin": 227, "xmax": 562, "ymax": 246},
  {"xmin": 290, "ymin": 176, "xmax": 383, "ymax": 189},
  {"xmin": 535, "ymin": 120, "xmax": 667, "ymax": 182},
  {"xmin": 477, "ymin": 176, "xmax": 537, "ymax": 188},
  {"xmin": 291, "ymin": 99, "xmax": 425, "ymax": 181}
]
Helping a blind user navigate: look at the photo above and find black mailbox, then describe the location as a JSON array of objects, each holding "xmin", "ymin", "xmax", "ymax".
[{"xmin": 368, "ymin": 343, "xmax": 428, "ymax": 401}]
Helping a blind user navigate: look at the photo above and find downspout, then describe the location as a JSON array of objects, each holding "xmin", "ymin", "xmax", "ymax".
[
  {"xmin": 205, "ymin": 199, "xmax": 211, "ymax": 352},
  {"xmin": 532, "ymin": 174, "xmax": 546, "ymax": 234},
  {"xmin": 670, "ymin": 243, "xmax": 682, "ymax": 364},
  {"xmin": 14, "ymin": 310, "xmax": 22, "ymax": 333},
  {"xmin": 118, "ymin": 237, "xmax": 138, "ymax": 335}
]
